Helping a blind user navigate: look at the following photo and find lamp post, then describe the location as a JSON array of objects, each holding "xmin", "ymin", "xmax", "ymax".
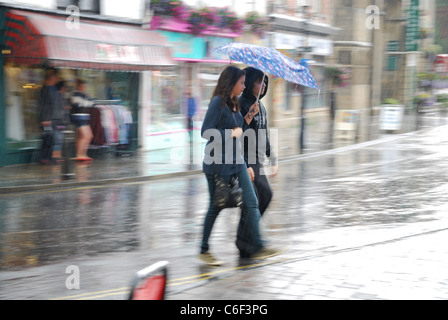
[
  {"xmin": 298, "ymin": 19, "xmax": 312, "ymax": 153},
  {"xmin": 61, "ymin": 129, "xmax": 76, "ymax": 181}
]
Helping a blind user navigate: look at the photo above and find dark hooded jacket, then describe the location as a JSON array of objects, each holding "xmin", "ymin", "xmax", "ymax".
[{"xmin": 239, "ymin": 67, "xmax": 277, "ymax": 167}]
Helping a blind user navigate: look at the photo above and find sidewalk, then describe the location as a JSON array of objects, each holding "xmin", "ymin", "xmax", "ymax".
[{"xmin": 0, "ymin": 111, "xmax": 441, "ymax": 193}]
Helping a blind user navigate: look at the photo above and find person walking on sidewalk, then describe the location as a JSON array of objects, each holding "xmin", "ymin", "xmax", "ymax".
[
  {"xmin": 71, "ymin": 79, "xmax": 94, "ymax": 162},
  {"xmin": 37, "ymin": 68, "xmax": 65, "ymax": 164},
  {"xmin": 199, "ymin": 66, "xmax": 282, "ymax": 266},
  {"xmin": 237, "ymin": 67, "xmax": 278, "ymax": 258}
]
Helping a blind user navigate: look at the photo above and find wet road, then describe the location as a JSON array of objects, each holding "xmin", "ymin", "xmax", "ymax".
[{"xmin": 1, "ymin": 126, "xmax": 448, "ymax": 300}]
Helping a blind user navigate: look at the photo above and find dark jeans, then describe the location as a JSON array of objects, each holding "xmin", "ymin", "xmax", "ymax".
[
  {"xmin": 236, "ymin": 163, "xmax": 273, "ymax": 257},
  {"xmin": 200, "ymin": 169, "xmax": 263, "ymax": 256}
]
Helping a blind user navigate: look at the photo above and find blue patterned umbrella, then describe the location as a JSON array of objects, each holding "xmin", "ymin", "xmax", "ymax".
[{"xmin": 214, "ymin": 42, "xmax": 319, "ymax": 90}]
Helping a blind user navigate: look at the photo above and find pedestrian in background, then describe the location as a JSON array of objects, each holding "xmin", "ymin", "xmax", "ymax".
[
  {"xmin": 199, "ymin": 66, "xmax": 282, "ymax": 266},
  {"xmin": 186, "ymin": 86, "xmax": 196, "ymax": 165},
  {"xmin": 37, "ymin": 68, "xmax": 65, "ymax": 164},
  {"xmin": 71, "ymin": 79, "xmax": 94, "ymax": 162},
  {"xmin": 186, "ymin": 86, "xmax": 196, "ymax": 133}
]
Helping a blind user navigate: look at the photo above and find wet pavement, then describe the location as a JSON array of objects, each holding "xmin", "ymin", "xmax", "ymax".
[{"xmin": 1, "ymin": 116, "xmax": 448, "ymax": 300}]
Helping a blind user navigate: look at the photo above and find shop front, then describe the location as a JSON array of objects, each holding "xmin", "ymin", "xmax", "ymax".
[
  {"xmin": 0, "ymin": 7, "xmax": 175, "ymax": 166},
  {"xmin": 142, "ymin": 25, "xmax": 237, "ymax": 153}
]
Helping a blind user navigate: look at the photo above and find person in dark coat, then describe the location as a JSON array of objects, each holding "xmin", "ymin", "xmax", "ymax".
[
  {"xmin": 37, "ymin": 68, "xmax": 64, "ymax": 164},
  {"xmin": 240, "ymin": 67, "xmax": 278, "ymax": 211},
  {"xmin": 238, "ymin": 67, "xmax": 278, "ymax": 258}
]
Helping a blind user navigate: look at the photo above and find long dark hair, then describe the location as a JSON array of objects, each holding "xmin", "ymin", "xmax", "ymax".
[{"xmin": 211, "ymin": 66, "xmax": 245, "ymax": 112}]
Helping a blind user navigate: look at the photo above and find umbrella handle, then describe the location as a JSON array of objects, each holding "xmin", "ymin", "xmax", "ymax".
[{"xmin": 256, "ymin": 73, "xmax": 266, "ymax": 103}]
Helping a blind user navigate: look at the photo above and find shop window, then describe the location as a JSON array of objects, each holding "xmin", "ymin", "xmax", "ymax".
[
  {"xmin": 4, "ymin": 64, "xmax": 43, "ymax": 149},
  {"xmin": 57, "ymin": 0, "xmax": 100, "ymax": 14},
  {"xmin": 386, "ymin": 55, "xmax": 400, "ymax": 71},
  {"xmin": 199, "ymin": 65, "xmax": 225, "ymax": 118},
  {"xmin": 339, "ymin": 50, "xmax": 351, "ymax": 65},
  {"xmin": 151, "ymin": 68, "xmax": 182, "ymax": 117}
]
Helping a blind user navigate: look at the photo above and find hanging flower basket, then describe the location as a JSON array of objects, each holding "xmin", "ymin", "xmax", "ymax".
[
  {"xmin": 149, "ymin": 0, "xmax": 244, "ymax": 36},
  {"xmin": 245, "ymin": 12, "xmax": 270, "ymax": 37},
  {"xmin": 325, "ymin": 67, "xmax": 351, "ymax": 89}
]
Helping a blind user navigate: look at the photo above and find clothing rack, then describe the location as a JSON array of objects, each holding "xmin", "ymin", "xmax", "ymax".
[{"xmin": 87, "ymin": 100, "xmax": 136, "ymax": 157}]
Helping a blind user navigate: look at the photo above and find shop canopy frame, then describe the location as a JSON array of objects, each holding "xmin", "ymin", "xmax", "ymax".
[{"xmin": 4, "ymin": 9, "xmax": 176, "ymax": 71}]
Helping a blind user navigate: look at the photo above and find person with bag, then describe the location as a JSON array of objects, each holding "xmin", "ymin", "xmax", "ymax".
[
  {"xmin": 199, "ymin": 66, "xmax": 282, "ymax": 266},
  {"xmin": 238, "ymin": 67, "xmax": 278, "ymax": 258}
]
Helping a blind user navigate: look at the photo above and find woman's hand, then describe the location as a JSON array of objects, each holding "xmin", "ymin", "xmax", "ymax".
[
  {"xmin": 231, "ymin": 127, "xmax": 243, "ymax": 138},
  {"xmin": 244, "ymin": 102, "xmax": 259, "ymax": 125},
  {"xmin": 248, "ymin": 167, "xmax": 255, "ymax": 182},
  {"xmin": 270, "ymin": 165, "xmax": 278, "ymax": 178}
]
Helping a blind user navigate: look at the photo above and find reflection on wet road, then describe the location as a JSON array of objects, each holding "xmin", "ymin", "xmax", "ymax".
[{"xmin": 1, "ymin": 129, "xmax": 448, "ymax": 273}]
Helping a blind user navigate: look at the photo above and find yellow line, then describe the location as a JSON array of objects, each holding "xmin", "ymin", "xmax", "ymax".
[
  {"xmin": 51, "ymin": 286, "xmax": 130, "ymax": 300},
  {"xmin": 76, "ymin": 291, "xmax": 130, "ymax": 300},
  {"xmin": 51, "ymin": 256, "xmax": 292, "ymax": 300}
]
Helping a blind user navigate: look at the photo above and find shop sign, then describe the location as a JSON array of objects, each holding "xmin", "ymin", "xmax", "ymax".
[
  {"xmin": 334, "ymin": 110, "xmax": 359, "ymax": 132},
  {"xmin": 308, "ymin": 37, "xmax": 333, "ymax": 56},
  {"xmin": 274, "ymin": 33, "xmax": 304, "ymax": 50},
  {"xmin": 96, "ymin": 44, "xmax": 139, "ymax": 63},
  {"xmin": 159, "ymin": 31, "xmax": 233, "ymax": 61},
  {"xmin": 159, "ymin": 31, "xmax": 204, "ymax": 59},
  {"xmin": 434, "ymin": 54, "xmax": 448, "ymax": 73},
  {"xmin": 274, "ymin": 33, "xmax": 333, "ymax": 56},
  {"xmin": 380, "ymin": 105, "xmax": 404, "ymax": 131},
  {"xmin": 405, "ymin": 0, "xmax": 420, "ymax": 52}
]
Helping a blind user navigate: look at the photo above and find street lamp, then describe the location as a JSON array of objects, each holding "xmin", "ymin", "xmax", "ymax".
[{"xmin": 298, "ymin": 19, "xmax": 312, "ymax": 152}]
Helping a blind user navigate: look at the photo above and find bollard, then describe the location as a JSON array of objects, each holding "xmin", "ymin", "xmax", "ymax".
[{"xmin": 62, "ymin": 129, "xmax": 76, "ymax": 180}]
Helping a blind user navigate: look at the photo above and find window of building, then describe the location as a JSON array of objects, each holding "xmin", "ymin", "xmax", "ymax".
[
  {"xmin": 386, "ymin": 55, "xmax": 400, "ymax": 71},
  {"xmin": 57, "ymin": 0, "xmax": 100, "ymax": 14},
  {"xmin": 339, "ymin": 50, "xmax": 351, "ymax": 65}
]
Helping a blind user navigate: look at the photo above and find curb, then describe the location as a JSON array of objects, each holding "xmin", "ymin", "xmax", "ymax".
[{"xmin": 0, "ymin": 128, "xmax": 430, "ymax": 195}]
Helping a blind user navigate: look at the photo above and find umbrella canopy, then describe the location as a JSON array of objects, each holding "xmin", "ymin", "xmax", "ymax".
[{"xmin": 214, "ymin": 42, "xmax": 319, "ymax": 90}]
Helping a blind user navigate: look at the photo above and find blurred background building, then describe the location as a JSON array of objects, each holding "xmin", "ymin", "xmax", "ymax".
[{"xmin": 0, "ymin": 0, "xmax": 447, "ymax": 166}]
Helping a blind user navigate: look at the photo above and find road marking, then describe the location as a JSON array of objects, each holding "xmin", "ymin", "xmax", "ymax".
[
  {"xmin": 50, "ymin": 257, "xmax": 291, "ymax": 300},
  {"xmin": 50, "ymin": 227, "xmax": 448, "ymax": 300}
]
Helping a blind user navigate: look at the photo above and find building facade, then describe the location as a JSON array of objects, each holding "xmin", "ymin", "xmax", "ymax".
[{"xmin": 0, "ymin": 0, "xmax": 176, "ymax": 165}]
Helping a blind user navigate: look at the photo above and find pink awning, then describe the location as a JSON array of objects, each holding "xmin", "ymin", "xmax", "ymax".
[{"xmin": 5, "ymin": 9, "xmax": 175, "ymax": 71}]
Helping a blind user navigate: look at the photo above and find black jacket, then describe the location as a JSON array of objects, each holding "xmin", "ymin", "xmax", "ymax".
[
  {"xmin": 201, "ymin": 96, "xmax": 246, "ymax": 176},
  {"xmin": 239, "ymin": 67, "xmax": 277, "ymax": 167}
]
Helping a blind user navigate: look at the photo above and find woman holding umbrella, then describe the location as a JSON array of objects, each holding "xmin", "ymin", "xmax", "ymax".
[
  {"xmin": 199, "ymin": 66, "xmax": 282, "ymax": 266},
  {"xmin": 237, "ymin": 67, "xmax": 278, "ymax": 259},
  {"xmin": 240, "ymin": 67, "xmax": 277, "ymax": 204}
]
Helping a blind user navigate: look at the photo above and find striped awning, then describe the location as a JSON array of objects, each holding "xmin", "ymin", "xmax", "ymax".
[{"xmin": 4, "ymin": 9, "xmax": 175, "ymax": 71}]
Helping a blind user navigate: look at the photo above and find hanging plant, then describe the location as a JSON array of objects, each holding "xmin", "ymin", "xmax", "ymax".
[
  {"xmin": 216, "ymin": 7, "xmax": 244, "ymax": 33},
  {"xmin": 150, "ymin": 1, "xmax": 244, "ymax": 36},
  {"xmin": 325, "ymin": 66, "xmax": 351, "ymax": 89},
  {"xmin": 245, "ymin": 12, "xmax": 270, "ymax": 37},
  {"xmin": 150, "ymin": 0, "xmax": 183, "ymax": 16},
  {"xmin": 187, "ymin": 7, "xmax": 220, "ymax": 35}
]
